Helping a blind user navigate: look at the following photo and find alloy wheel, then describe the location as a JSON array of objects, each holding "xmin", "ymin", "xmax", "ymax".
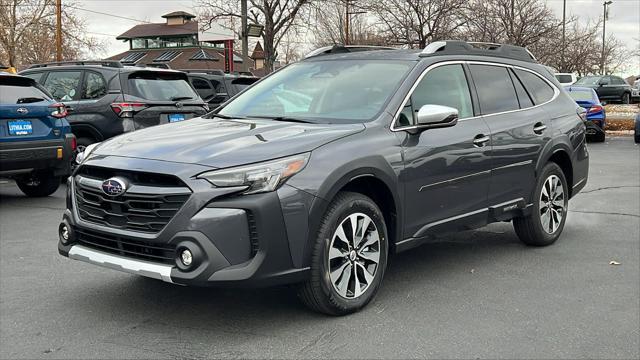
[
  {"xmin": 327, "ymin": 213, "xmax": 381, "ymax": 299},
  {"xmin": 539, "ymin": 175, "xmax": 566, "ymax": 234}
]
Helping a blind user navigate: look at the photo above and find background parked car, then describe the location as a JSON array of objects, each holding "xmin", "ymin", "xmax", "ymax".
[
  {"xmin": 0, "ymin": 73, "xmax": 75, "ymax": 196},
  {"xmin": 565, "ymin": 86, "xmax": 606, "ymax": 142},
  {"xmin": 20, "ymin": 61, "xmax": 208, "ymax": 152},
  {"xmin": 573, "ymin": 75, "xmax": 632, "ymax": 104},
  {"xmin": 186, "ymin": 70, "xmax": 259, "ymax": 109},
  {"xmin": 555, "ymin": 72, "xmax": 577, "ymax": 86}
]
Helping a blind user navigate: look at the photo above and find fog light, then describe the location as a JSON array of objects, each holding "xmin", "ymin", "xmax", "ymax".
[
  {"xmin": 59, "ymin": 222, "xmax": 72, "ymax": 244},
  {"xmin": 180, "ymin": 249, "xmax": 193, "ymax": 266}
]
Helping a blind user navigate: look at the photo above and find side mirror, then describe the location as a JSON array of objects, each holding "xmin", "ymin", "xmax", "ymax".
[{"xmin": 415, "ymin": 104, "xmax": 459, "ymax": 129}]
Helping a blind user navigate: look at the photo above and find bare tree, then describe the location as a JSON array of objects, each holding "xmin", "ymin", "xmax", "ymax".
[
  {"xmin": 366, "ymin": 0, "xmax": 467, "ymax": 48},
  {"xmin": 309, "ymin": 0, "xmax": 387, "ymax": 47},
  {"xmin": 0, "ymin": 0, "xmax": 102, "ymax": 68},
  {"xmin": 463, "ymin": 0, "xmax": 560, "ymax": 48},
  {"xmin": 198, "ymin": 0, "xmax": 311, "ymax": 72}
]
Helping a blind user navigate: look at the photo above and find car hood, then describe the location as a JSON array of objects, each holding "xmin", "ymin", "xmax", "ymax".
[{"xmin": 94, "ymin": 117, "xmax": 365, "ymax": 168}]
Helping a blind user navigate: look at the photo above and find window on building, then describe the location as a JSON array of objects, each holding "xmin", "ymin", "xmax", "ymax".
[
  {"xmin": 131, "ymin": 38, "xmax": 146, "ymax": 49},
  {"xmin": 121, "ymin": 52, "xmax": 146, "ymax": 64},
  {"xmin": 153, "ymin": 51, "xmax": 182, "ymax": 62}
]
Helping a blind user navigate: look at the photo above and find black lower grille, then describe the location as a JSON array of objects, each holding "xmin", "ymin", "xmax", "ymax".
[
  {"xmin": 76, "ymin": 229, "xmax": 176, "ymax": 264},
  {"xmin": 247, "ymin": 212, "xmax": 259, "ymax": 256},
  {"xmin": 74, "ymin": 173, "xmax": 190, "ymax": 233}
]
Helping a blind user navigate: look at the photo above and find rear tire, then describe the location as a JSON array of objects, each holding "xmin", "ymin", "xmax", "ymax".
[
  {"xmin": 513, "ymin": 163, "xmax": 568, "ymax": 246},
  {"xmin": 16, "ymin": 172, "xmax": 60, "ymax": 197},
  {"xmin": 298, "ymin": 192, "xmax": 388, "ymax": 315},
  {"xmin": 593, "ymin": 132, "xmax": 606, "ymax": 143},
  {"xmin": 622, "ymin": 93, "xmax": 630, "ymax": 104}
]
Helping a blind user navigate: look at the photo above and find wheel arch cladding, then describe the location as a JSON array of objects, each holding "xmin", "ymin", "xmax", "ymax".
[
  {"xmin": 548, "ymin": 149, "xmax": 574, "ymax": 197},
  {"xmin": 71, "ymin": 123, "xmax": 103, "ymax": 142}
]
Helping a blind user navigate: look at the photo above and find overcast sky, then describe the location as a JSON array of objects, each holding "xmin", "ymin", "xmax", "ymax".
[{"xmin": 76, "ymin": 0, "xmax": 640, "ymax": 76}]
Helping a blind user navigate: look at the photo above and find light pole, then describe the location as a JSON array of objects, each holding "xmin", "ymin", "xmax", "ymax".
[
  {"xmin": 601, "ymin": 1, "xmax": 613, "ymax": 75},
  {"xmin": 241, "ymin": 0, "xmax": 248, "ymax": 72},
  {"xmin": 561, "ymin": 0, "xmax": 566, "ymax": 72}
]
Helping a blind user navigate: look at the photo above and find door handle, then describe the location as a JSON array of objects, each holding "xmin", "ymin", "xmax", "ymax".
[
  {"xmin": 533, "ymin": 122, "xmax": 547, "ymax": 135},
  {"xmin": 473, "ymin": 134, "xmax": 490, "ymax": 147},
  {"xmin": 65, "ymin": 105, "xmax": 74, "ymax": 112}
]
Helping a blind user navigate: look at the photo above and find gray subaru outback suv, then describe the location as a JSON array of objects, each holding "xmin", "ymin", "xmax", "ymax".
[{"xmin": 58, "ymin": 41, "xmax": 589, "ymax": 315}]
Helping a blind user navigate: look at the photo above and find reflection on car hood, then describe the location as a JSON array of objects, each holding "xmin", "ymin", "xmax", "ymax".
[{"xmin": 94, "ymin": 117, "xmax": 365, "ymax": 168}]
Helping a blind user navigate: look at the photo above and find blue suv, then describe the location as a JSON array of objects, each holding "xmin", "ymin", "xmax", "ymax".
[{"xmin": 0, "ymin": 73, "xmax": 76, "ymax": 197}]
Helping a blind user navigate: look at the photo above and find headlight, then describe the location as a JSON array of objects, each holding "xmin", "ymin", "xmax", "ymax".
[
  {"xmin": 75, "ymin": 142, "xmax": 100, "ymax": 165},
  {"xmin": 197, "ymin": 153, "xmax": 310, "ymax": 195}
]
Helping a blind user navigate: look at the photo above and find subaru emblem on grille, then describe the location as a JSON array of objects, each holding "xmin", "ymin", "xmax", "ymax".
[
  {"xmin": 101, "ymin": 177, "xmax": 127, "ymax": 196},
  {"xmin": 16, "ymin": 107, "xmax": 28, "ymax": 114}
]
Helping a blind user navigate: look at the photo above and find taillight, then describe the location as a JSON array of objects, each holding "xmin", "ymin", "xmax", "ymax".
[
  {"xmin": 588, "ymin": 105, "xmax": 603, "ymax": 114},
  {"xmin": 70, "ymin": 136, "xmax": 77, "ymax": 151},
  {"xmin": 111, "ymin": 102, "xmax": 147, "ymax": 118},
  {"xmin": 49, "ymin": 103, "xmax": 68, "ymax": 118}
]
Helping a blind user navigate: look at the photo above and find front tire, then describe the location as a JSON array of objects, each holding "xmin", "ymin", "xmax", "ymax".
[
  {"xmin": 622, "ymin": 93, "xmax": 630, "ymax": 104},
  {"xmin": 298, "ymin": 192, "xmax": 388, "ymax": 315},
  {"xmin": 513, "ymin": 163, "xmax": 569, "ymax": 246},
  {"xmin": 16, "ymin": 172, "xmax": 60, "ymax": 197}
]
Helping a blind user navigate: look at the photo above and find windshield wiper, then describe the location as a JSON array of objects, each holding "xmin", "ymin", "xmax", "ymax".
[
  {"xmin": 206, "ymin": 113, "xmax": 246, "ymax": 120},
  {"xmin": 253, "ymin": 116, "xmax": 314, "ymax": 124},
  {"xmin": 170, "ymin": 96, "xmax": 193, "ymax": 101},
  {"xmin": 17, "ymin": 97, "xmax": 45, "ymax": 104}
]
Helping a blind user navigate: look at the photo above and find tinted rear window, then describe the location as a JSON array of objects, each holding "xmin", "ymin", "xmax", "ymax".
[
  {"xmin": 0, "ymin": 84, "xmax": 50, "ymax": 104},
  {"xmin": 514, "ymin": 69, "xmax": 555, "ymax": 104},
  {"xmin": 469, "ymin": 64, "xmax": 519, "ymax": 114},
  {"xmin": 127, "ymin": 73, "xmax": 199, "ymax": 101}
]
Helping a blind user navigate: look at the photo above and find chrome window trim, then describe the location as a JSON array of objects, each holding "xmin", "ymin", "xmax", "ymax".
[{"xmin": 391, "ymin": 60, "xmax": 561, "ymax": 132}]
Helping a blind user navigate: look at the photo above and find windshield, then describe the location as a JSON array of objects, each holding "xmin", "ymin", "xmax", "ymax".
[
  {"xmin": 567, "ymin": 90, "xmax": 595, "ymax": 102},
  {"xmin": 218, "ymin": 60, "xmax": 414, "ymax": 123},
  {"xmin": 128, "ymin": 74, "xmax": 199, "ymax": 101},
  {"xmin": 574, "ymin": 76, "xmax": 602, "ymax": 85}
]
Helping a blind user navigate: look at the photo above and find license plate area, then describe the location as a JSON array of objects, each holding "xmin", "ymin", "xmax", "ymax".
[
  {"xmin": 168, "ymin": 114, "xmax": 185, "ymax": 123},
  {"xmin": 8, "ymin": 120, "xmax": 33, "ymax": 135}
]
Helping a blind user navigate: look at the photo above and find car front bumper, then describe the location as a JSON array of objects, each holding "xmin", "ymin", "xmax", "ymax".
[
  {"xmin": 0, "ymin": 134, "xmax": 75, "ymax": 177},
  {"xmin": 58, "ymin": 155, "xmax": 318, "ymax": 287}
]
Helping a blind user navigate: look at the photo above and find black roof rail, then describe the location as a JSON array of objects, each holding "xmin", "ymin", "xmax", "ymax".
[
  {"xmin": 182, "ymin": 69, "xmax": 225, "ymax": 76},
  {"xmin": 305, "ymin": 45, "xmax": 397, "ymax": 59},
  {"xmin": 420, "ymin": 40, "xmax": 537, "ymax": 63},
  {"xmin": 28, "ymin": 60, "xmax": 124, "ymax": 69}
]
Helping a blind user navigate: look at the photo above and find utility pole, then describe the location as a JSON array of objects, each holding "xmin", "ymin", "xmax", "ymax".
[
  {"xmin": 344, "ymin": 0, "xmax": 350, "ymax": 45},
  {"xmin": 241, "ymin": 0, "xmax": 249, "ymax": 72},
  {"xmin": 601, "ymin": 1, "xmax": 613, "ymax": 75},
  {"xmin": 561, "ymin": 0, "xmax": 566, "ymax": 72},
  {"xmin": 55, "ymin": 0, "xmax": 62, "ymax": 61}
]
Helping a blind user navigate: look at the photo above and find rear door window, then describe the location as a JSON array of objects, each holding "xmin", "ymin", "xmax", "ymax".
[
  {"xmin": 469, "ymin": 64, "xmax": 519, "ymax": 114},
  {"xmin": 513, "ymin": 69, "xmax": 555, "ymax": 105},
  {"xmin": 82, "ymin": 72, "xmax": 107, "ymax": 100},
  {"xmin": 43, "ymin": 71, "xmax": 82, "ymax": 101},
  {"xmin": 127, "ymin": 72, "xmax": 199, "ymax": 101},
  {"xmin": 509, "ymin": 69, "xmax": 534, "ymax": 108}
]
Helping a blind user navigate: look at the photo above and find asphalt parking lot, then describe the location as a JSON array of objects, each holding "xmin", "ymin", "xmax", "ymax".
[{"xmin": 1, "ymin": 137, "xmax": 638, "ymax": 359}]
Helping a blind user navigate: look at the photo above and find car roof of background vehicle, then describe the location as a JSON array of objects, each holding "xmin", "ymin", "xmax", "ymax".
[{"xmin": 20, "ymin": 61, "xmax": 186, "ymax": 75}]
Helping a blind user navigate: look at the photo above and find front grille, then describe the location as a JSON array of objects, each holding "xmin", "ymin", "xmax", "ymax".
[
  {"xmin": 74, "ymin": 167, "xmax": 191, "ymax": 233},
  {"xmin": 76, "ymin": 228, "xmax": 175, "ymax": 264}
]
